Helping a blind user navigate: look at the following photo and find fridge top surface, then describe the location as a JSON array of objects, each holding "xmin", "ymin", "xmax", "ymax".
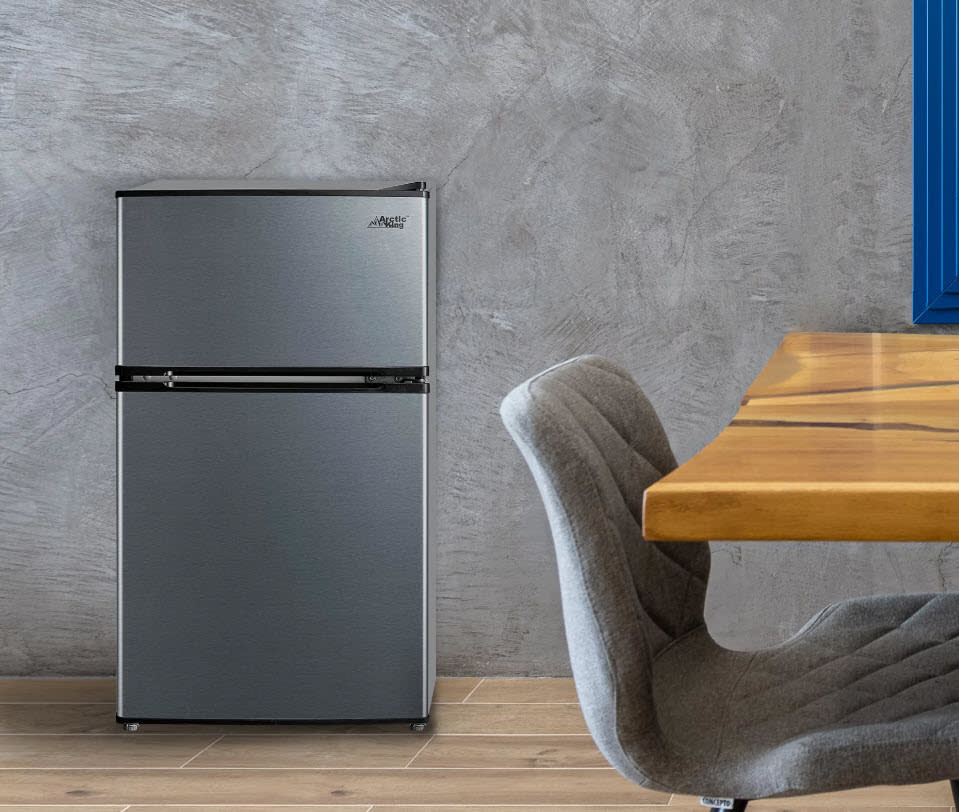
[{"xmin": 117, "ymin": 179, "xmax": 429, "ymax": 197}]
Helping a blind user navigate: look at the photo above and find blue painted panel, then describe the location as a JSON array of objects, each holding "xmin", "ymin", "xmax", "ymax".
[
  {"xmin": 942, "ymin": 1, "xmax": 957, "ymax": 291},
  {"xmin": 929, "ymin": 2, "xmax": 942, "ymax": 297},
  {"xmin": 914, "ymin": 0, "xmax": 959, "ymax": 321},
  {"xmin": 917, "ymin": 293, "xmax": 959, "ymax": 321},
  {"xmin": 915, "ymin": 0, "xmax": 929, "ymax": 317}
]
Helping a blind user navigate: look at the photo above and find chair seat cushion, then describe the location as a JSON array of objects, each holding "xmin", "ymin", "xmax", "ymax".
[{"xmin": 652, "ymin": 592, "xmax": 959, "ymax": 799}]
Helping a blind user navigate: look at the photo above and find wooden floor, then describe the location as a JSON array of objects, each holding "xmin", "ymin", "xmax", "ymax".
[{"xmin": 0, "ymin": 677, "xmax": 953, "ymax": 810}]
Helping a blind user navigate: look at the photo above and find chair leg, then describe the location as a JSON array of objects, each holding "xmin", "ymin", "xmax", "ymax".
[
  {"xmin": 951, "ymin": 779, "xmax": 958, "ymax": 807},
  {"xmin": 709, "ymin": 802, "xmax": 748, "ymax": 812}
]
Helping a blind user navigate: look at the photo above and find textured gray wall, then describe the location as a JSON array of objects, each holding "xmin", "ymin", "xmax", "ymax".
[{"xmin": 3, "ymin": 0, "xmax": 953, "ymax": 676}]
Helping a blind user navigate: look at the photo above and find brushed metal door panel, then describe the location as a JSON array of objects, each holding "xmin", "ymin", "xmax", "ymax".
[
  {"xmin": 118, "ymin": 390, "xmax": 427, "ymax": 721},
  {"xmin": 118, "ymin": 195, "xmax": 427, "ymax": 367}
]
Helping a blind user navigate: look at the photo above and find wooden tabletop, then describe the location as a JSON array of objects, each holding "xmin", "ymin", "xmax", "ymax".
[{"xmin": 642, "ymin": 332, "xmax": 959, "ymax": 541}]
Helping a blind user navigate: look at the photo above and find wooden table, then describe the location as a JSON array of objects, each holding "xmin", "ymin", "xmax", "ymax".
[{"xmin": 642, "ymin": 331, "xmax": 959, "ymax": 542}]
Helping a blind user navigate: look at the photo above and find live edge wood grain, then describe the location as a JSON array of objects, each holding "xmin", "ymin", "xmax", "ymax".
[{"xmin": 643, "ymin": 332, "xmax": 959, "ymax": 541}]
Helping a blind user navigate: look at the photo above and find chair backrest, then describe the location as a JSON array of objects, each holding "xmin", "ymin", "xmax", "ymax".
[{"xmin": 500, "ymin": 356, "xmax": 710, "ymax": 788}]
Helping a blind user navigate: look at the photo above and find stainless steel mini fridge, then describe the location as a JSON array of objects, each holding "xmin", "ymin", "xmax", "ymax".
[{"xmin": 115, "ymin": 180, "xmax": 435, "ymax": 726}]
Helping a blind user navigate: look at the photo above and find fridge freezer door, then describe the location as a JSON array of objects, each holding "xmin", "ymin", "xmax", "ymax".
[
  {"xmin": 118, "ymin": 389, "xmax": 429, "ymax": 721},
  {"xmin": 118, "ymin": 193, "xmax": 429, "ymax": 368}
]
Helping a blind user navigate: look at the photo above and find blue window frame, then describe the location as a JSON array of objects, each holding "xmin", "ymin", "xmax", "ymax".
[{"xmin": 915, "ymin": 0, "xmax": 959, "ymax": 322}]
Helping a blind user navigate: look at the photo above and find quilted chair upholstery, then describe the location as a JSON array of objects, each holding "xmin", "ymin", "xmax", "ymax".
[{"xmin": 500, "ymin": 356, "xmax": 959, "ymax": 807}]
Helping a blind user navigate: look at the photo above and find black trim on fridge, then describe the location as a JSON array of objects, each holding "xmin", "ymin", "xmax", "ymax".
[
  {"xmin": 116, "ymin": 183, "xmax": 428, "ymax": 198},
  {"xmin": 116, "ymin": 382, "xmax": 428, "ymax": 393},
  {"xmin": 116, "ymin": 713, "xmax": 430, "ymax": 726},
  {"xmin": 116, "ymin": 366, "xmax": 429, "ymax": 378}
]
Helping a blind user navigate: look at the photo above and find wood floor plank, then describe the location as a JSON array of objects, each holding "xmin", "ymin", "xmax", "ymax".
[
  {"xmin": 743, "ymin": 786, "xmax": 955, "ymax": 808},
  {"xmin": 0, "ymin": 700, "xmax": 585, "ymax": 735},
  {"xmin": 0, "ymin": 702, "xmax": 414, "ymax": 735},
  {"xmin": 189, "ymin": 733, "xmax": 428, "ymax": 767},
  {"xmin": 0, "ymin": 704, "xmax": 241, "ymax": 735},
  {"xmin": 0, "ymin": 733, "xmax": 218, "ymax": 767},
  {"xmin": 666, "ymin": 808, "xmax": 950, "ymax": 812},
  {"xmin": 428, "ymin": 702, "xmax": 588, "ymax": 733},
  {"xmin": 465, "ymin": 678, "xmax": 578, "ymax": 704},
  {"xmin": 118, "ymin": 807, "xmax": 959, "ymax": 812},
  {"xmin": 670, "ymin": 782, "xmax": 954, "ymax": 807},
  {"xmin": 0, "ymin": 807, "xmax": 126, "ymax": 811},
  {"xmin": 0, "ymin": 678, "xmax": 115, "ymax": 703},
  {"xmin": 409, "ymin": 734, "xmax": 607, "ymax": 767},
  {"xmin": 0, "ymin": 704, "xmax": 129, "ymax": 734},
  {"xmin": 0, "ymin": 768, "xmax": 669, "ymax": 805},
  {"xmin": 768, "ymin": 808, "xmax": 951, "ymax": 812},
  {"xmin": 371, "ymin": 807, "xmax": 674, "ymax": 811},
  {"xmin": 432, "ymin": 678, "xmax": 482, "ymax": 703}
]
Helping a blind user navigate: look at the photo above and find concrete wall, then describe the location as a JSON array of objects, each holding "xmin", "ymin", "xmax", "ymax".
[{"xmin": 3, "ymin": 0, "xmax": 952, "ymax": 676}]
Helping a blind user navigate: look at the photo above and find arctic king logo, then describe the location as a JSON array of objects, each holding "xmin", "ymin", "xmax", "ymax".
[{"xmin": 367, "ymin": 215, "xmax": 408, "ymax": 229}]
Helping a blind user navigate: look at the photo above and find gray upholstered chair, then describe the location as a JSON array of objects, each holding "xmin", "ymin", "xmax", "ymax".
[{"xmin": 500, "ymin": 355, "xmax": 959, "ymax": 812}]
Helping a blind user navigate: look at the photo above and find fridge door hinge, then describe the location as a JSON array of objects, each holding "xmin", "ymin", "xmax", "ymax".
[{"xmin": 122, "ymin": 371, "xmax": 177, "ymax": 386}]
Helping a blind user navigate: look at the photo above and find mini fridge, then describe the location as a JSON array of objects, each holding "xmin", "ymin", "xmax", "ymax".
[{"xmin": 115, "ymin": 180, "xmax": 435, "ymax": 725}]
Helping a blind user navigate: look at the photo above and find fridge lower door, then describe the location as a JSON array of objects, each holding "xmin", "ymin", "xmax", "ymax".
[{"xmin": 118, "ymin": 389, "xmax": 429, "ymax": 722}]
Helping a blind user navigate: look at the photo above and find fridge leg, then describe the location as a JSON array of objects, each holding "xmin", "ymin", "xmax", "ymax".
[
  {"xmin": 124, "ymin": 722, "xmax": 140, "ymax": 732},
  {"xmin": 410, "ymin": 717, "xmax": 429, "ymax": 732}
]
